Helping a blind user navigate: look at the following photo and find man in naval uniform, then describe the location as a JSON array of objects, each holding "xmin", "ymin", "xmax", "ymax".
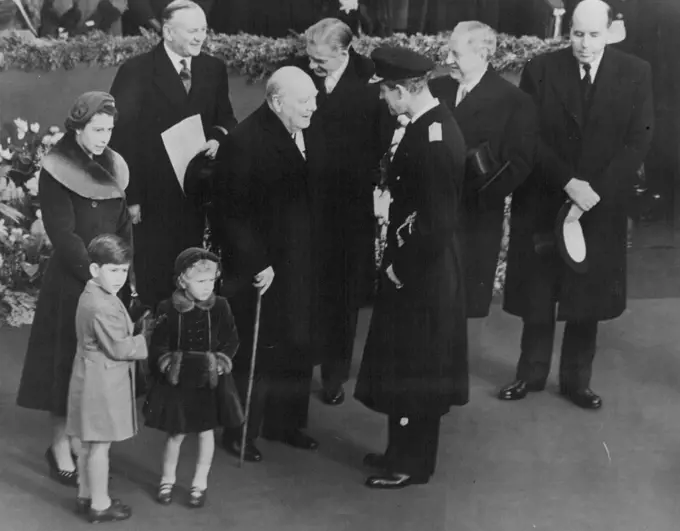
[{"xmin": 354, "ymin": 46, "xmax": 469, "ymax": 489}]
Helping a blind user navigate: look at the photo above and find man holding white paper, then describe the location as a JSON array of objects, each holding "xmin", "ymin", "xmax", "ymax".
[{"xmin": 109, "ymin": 0, "xmax": 236, "ymax": 307}]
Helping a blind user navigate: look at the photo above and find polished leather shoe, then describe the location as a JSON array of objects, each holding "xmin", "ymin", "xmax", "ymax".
[
  {"xmin": 88, "ymin": 500, "xmax": 132, "ymax": 523},
  {"xmin": 365, "ymin": 473, "xmax": 429, "ymax": 489},
  {"xmin": 156, "ymin": 483, "xmax": 174, "ymax": 505},
  {"xmin": 497, "ymin": 380, "xmax": 544, "ymax": 401},
  {"xmin": 223, "ymin": 437, "xmax": 263, "ymax": 462},
  {"xmin": 75, "ymin": 497, "xmax": 121, "ymax": 514},
  {"xmin": 322, "ymin": 386, "xmax": 345, "ymax": 406},
  {"xmin": 188, "ymin": 487, "xmax": 207, "ymax": 509},
  {"xmin": 45, "ymin": 447, "xmax": 78, "ymax": 488},
  {"xmin": 264, "ymin": 429, "xmax": 319, "ymax": 450},
  {"xmin": 363, "ymin": 453, "xmax": 390, "ymax": 470},
  {"xmin": 561, "ymin": 387, "xmax": 602, "ymax": 410}
]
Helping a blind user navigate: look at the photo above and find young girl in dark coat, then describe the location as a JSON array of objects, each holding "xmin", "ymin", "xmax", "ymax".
[{"xmin": 143, "ymin": 248, "xmax": 241, "ymax": 508}]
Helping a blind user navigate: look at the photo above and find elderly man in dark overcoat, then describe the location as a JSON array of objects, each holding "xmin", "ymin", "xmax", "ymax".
[
  {"xmin": 498, "ymin": 0, "xmax": 653, "ymax": 409},
  {"xmin": 296, "ymin": 17, "xmax": 392, "ymax": 406},
  {"xmin": 354, "ymin": 46, "xmax": 468, "ymax": 489},
  {"xmin": 109, "ymin": 0, "xmax": 236, "ymax": 307},
  {"xmin": 430, "ymin": 20, "xmax": 538, "ymax": 319},
  {"xmin": 215, "ymin": 66, "xmax": 324, "ymax": 461}
]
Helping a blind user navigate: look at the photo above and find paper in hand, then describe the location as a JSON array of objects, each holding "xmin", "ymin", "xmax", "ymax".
[{"xmin": 161, "ymin": 114, "xmax": 207, "ymax": 193}]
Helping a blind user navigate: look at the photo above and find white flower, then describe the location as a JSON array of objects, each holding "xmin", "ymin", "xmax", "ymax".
[
  {"xmin": 0, "ymin": 146, "xmax": 12, "ymax": 160},
  {"xmin": 52, "ymin": 132, "xmax": 64, "ymax": 143},
  {"xmin": 0, "ymin": 219, "xmax": 7, "ymax": 239},
  {"xmin": 14, "ymin": 118, "xmax": 28, "ymax": 134},
  {"xmin": 339, "ymin": 0, "xmax": 358, "ymax": 14},
  {"xmin": 16, "ymin": 131, "xmax": 26, "ymax": 141},
  {"xmin": 42, "ymin": 134, "xmax": 54, "ymax": 147},
  {"xmin": 48, "ymin": 126, "xmax": 60, "ymax": 134},
  {"xmin": 30, "ymin": 122, "xmax": 40, "ymax": 134},
  {"xmin": 25, "ymin": 177, "xmax": 39, "ymax": 197}
]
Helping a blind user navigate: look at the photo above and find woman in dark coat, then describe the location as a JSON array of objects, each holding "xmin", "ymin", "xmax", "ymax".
[{"xmin": 16, "ymin": 92, "xmax": 132, "ymax": 487}]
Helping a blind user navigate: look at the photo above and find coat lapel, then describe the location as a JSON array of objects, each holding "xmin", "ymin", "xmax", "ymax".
[
  {"xmin": 153, "ymin": 44, "xmax": 189, "ymax": 108},
  {"xmin": 583, "ymin": 48, "xmax": 620, "ymax": 133},
  {"xmin": 550, "ymin": 50, "xmax": 584, "ymax": 129},
  {"xmin": 187, "ymin": 54, "xmax": 209, "ymax": 108},
  {"xmin": 453, "ymin": 69, "xmax": 500, "ymax": 123},
  {"xmin": 259, "ymin": 104, "xmax": 308, "ymax": 176}
]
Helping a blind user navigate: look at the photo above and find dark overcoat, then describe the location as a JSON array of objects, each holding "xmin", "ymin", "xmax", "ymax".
[
  {"xmin": 430, "ymin": 70, "xmax": 537, "ymax": 317},
  {"xmin": 354, "ymin": 104, "xmax": 469, "ymax": 418},
  {"xmin": 503, "ymin": 47, "xmax": 654, "ymax": 322},
  {"xmin": 296, "ymin": 48, "xmax": 392, "ymax": 353},
  {"xmin": 16, "ymin": 133, "xmax": 132, "ymax": 416},
  {"xmin": 109, "ymin": 44, "xmax": 237, "ymax": 307},
  {"xmin": 214, "ymin": 103, "xmax": 325, "ymax": 367}
]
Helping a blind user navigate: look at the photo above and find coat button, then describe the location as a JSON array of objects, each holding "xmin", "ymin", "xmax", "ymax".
[
  {"xmin": 396, "ymin": 176, "xmax": 401, "ymax": 181},
  {"xmin": 91, "ymin": 201, "xmax": 98, "ymax": 208}
]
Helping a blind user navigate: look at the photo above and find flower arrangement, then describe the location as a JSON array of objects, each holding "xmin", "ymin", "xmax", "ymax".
[
  {"xmin": 0, "ymin": 30, "xmax": 569, "ymax": 82},
  {"xmin": 0, "ymin": 119, "xmax": 60, "ymax": 326}
]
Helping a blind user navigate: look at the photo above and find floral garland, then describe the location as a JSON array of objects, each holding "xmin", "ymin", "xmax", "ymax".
[{"xmin": 0, "ymin": 30, "xmax": 569, "ymax": 81}]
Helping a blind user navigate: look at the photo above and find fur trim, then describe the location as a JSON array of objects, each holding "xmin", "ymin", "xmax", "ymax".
[
  {"xmin": 205, "ymin": 351, "xmax": 218, "ymax": 389},
  {"xmin": 171, "ymin": 289, "xmax": 216, "ymax": 313},
  {"xmin": 41, "ymin": 132, "xmax": 128, "ymax": 200},
  {"xmin": 165, "ymin": 351, "xmax": 183, "ymax": 386}
]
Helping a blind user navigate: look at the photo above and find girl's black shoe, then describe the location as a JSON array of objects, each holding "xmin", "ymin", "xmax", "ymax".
[
  {"xmin": 88, "ymin": 501, "xmax": 132, "ymax": 523},
  {"xmin": 45, "ymin": 447, "xmax": 78, "ymax": 487},
  {"xmin": 188, "ymin": 487, "xmax": 206, "ymax": 508}
]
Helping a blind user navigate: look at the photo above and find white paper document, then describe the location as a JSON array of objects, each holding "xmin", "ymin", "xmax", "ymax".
[{"xmin": 161, "ymin": 114, "xmax": 206, "ymax": 192}]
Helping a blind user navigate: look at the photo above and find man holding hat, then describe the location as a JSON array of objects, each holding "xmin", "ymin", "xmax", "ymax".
[
  {"xmin": 498, "ymin": 0, "xmax": 653, "ymax": 409},
  {"xmin": 354, "ymin": 46, "xmax": 469, "ymax": 489},
  {"xmin": 430, "ymin": 20, "xmax": 538, "ymax": 319}
]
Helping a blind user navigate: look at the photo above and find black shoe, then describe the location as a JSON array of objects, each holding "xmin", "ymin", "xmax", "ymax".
[
  {"xmin": 188, "ymin": 487, "xmax": 207, "ymax": 509},
  {"xmin": 223, "ymin": 437, "xmax": 263, "ymax": 462},
  {"xmin": 263, "ymin": 429, "xmax": 319, "ymax": 450},
  {"xmin": 560, "ymin": 387, "xmax": 602, "ymax": 410},
  {"xmin": 497, "ymin": 380, "xmax": 544, "ymax": 401},
  {"xmin": 88, "ymin": 501, "xmax": 132, "ymax": 523},
  {"xmin": 75, "ymin": 497, "xmax": 122, "ymax": 515},
  {"xmin": 156, "ymin": 483, "xmax": 174, "ymax": 505},
  {"xmin": 363, "ymin": 453, "xmax": 390, "ymax": 470},
  {"xmin": 45, "ymin": 447, "xmax": 78, "ymax": 487},
  {"xmin": 365, "ymin": 473, "xmax": 429, "ymax": 489},
  {"xmin": 322, "ymin": 386, "xmax": 345, "ymax": 406}
]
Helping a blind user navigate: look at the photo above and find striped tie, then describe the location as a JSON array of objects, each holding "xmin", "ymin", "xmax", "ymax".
[{"xmin": 179, "ymin": 59, "xmax": 191, "ymax": 94}]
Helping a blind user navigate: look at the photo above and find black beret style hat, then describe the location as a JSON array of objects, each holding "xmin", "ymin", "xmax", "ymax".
[
  {"xmin": 174, "ymin": 247, "xmax": 221, "ymax": 278},
  {"xmin": 369, "ymin": 46, "xmax": 435, "ymax": 83}
]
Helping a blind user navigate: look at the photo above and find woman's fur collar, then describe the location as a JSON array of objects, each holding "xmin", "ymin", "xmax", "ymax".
[
  {"xmin": 41, "ymin": 132, "xmax": 129, "ymax": 200},
  {"xmin": 171, "ymin": 289, "xmax": 216, "ymax": 313}
]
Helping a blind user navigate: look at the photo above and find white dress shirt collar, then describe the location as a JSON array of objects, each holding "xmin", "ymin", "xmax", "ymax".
[
  {"xmin": 164, "ymin": 42, "xmax": 192, "ymax": 73},
  {"xmin": 409, "ymin": 98, "xmax": 441, "ymax": 124},
  {"xmin": 324, "ymin": 53, "xmax": 350, "ymax": 93},
  {"xmin": 579, "ymin": 50, "xmax": 604, "ymax": 81},
  {"xmin": 455, "ymin": 66, "xmax": 487, "ymax": 105}
]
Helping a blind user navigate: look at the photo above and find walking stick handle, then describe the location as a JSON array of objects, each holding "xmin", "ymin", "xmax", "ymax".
[{"xmin": 240, "ymin": 289, "xmax": 262, "ymax": 467}]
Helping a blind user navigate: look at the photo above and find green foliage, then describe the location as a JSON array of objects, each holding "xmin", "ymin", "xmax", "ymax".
[{"xmin": 0, "ymin": 30, "xmax": 569, "ymax": 80}]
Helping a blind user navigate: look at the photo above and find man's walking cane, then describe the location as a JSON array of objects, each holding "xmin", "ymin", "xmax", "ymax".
[{"xmin": 239, "ymin": 289, "xmax": 262, "ymax": 467}]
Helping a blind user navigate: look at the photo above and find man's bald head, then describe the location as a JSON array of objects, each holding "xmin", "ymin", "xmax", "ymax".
[
  {"xmin": 266, "ymin": 66, "xmax": 316, "ymax": 102},
  {"xmin": 266, "ymin": 66, "xmax": 318, "ymax": 133},
  {"xmin": 570, "ymin": 0, "xmax": 612, "ymax": 65},
  {"xmin": 572, "ymin": 0, "xmax": 613, "ymax": 29}
]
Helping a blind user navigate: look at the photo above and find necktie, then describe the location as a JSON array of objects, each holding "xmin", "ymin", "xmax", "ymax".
[
  {"xmin": 457, "ymin": 86, "xmax": 468, "ymax": 107},
  {"xmin": 580, "ymin": 63, "xmax": 593, "ymax": 108},
  {"xmin": 324, "ymin": 75, "xmax": 335, "ymax": 94},
  {"xmin": 179, "ymin": 59, "xmax": 192, "ymax": 94},
  {"xmin": 388, "ymin": 124, "xmax": 407, "ymax": 161},
  {"xmin": 293, "ymin": 131, "xmax": 306, "ymax": 160}
]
